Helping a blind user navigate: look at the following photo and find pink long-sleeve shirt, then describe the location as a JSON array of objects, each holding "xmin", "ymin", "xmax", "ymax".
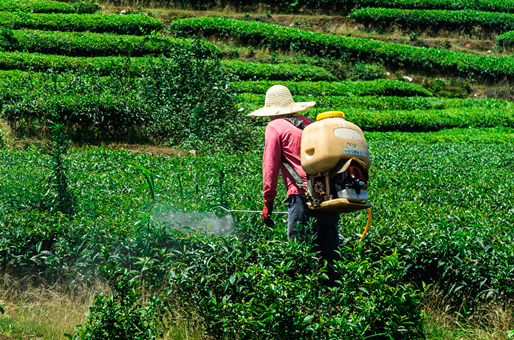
[{"xmin": 262, "ymin": 115, "xmax": 313, "ymax": 203}]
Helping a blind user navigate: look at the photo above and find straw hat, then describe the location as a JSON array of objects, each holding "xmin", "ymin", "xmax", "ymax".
[{"xmin": 247, "ymin": 85, "xmax": 315, "ymax": 117}]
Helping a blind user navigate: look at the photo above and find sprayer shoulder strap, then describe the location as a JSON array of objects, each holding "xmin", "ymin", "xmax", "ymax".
[
  {"xmin": 281, "ymin": 155, "xmax": 307, "ymax": 191},
  {"xmin": 280, "ymin": 116, "xmax": 307, "ymax": 191},
  {"xmin": 282, "ymin": 116, "xmax": 306, "ymax": 130}
]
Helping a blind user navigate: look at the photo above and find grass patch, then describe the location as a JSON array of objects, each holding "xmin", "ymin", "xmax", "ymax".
[{"xmin": 423, "ymin": 291, "xmax": 513, "ymax": 340}]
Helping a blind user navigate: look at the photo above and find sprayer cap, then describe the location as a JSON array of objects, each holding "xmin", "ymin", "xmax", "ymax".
[{"xmin": 316, "ymin": 111, "xmax": 345, "ymax": 121}]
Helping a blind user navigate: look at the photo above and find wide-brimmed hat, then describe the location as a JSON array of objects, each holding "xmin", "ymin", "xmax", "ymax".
[{"xmin": 247, "ymin": 85, "xmax": 315, "ymax": 117}]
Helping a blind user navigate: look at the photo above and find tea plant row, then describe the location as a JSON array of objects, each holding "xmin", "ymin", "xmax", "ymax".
[
  {"xmin": 244, "ymin": 105, "xmax": 514, "ymax": 132},
  {"xmin": 0, "ymin": 12, "xmax": 163, "ymax": 35},
  {"xmin": 0, "ymin": 28, "xmax": 219, "ymax": 57},
  {"xmin": 223, "ymin": 60, "xmax": 337, "ymax": 80},
  {"xmin": 234, "ymin": 79, "xmax": 433, "ymax": 96},
  {"xmin": 170, "ymin": 17, "xmax": 514, "ymax": 80},
  {"xmin": 238, "ymin": 93, "xmax": 511, "ymax": 111},
  {"xmin": 351, "ymin": 0, "xmax": 514, "ymax": 13},
  {"xmin": 0, "ymin": 52, "xmax": 335, "ymax": 80},
  {"xmin": 349, "ymin": 7, "xmax": 514, "ymax": 34},
  {"xmin": 5, "ymin": 90, "xmax": 513, "ymax": 140},
  {"xmin": 0, "ymin": 72, "xmax": 421, "ymax": 106},
  {"xmin": 0, "ymin": 0, "xmax": 99, "ymax": 14}
]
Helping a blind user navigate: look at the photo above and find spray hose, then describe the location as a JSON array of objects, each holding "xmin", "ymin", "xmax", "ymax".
[{"xmin": 359, "ymin": 208, "xmax": 372, "ymax": 242}]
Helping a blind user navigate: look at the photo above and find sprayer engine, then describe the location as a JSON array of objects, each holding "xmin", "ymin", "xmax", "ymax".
[{"xmin": 308, "ymin": 162, "xmax": 369, "ymax": 203}]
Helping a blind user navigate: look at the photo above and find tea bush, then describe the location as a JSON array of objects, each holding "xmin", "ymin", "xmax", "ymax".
[
  {"xmin": 349, "ymin": 7, "xmax": 514, "ymax": 34},
  {"xmin": 0, "ymin": 12, "xmax": 163, "ymax": 35},
  {"xmin": 364, "ymin": 130, "xmax": 514, "ymax": 306},
  {"xmin": 170, "ymin": 17, "xmax": 514, "ymax": 80},
  {"xmin": 496, "ymin": 30, "xmax": 514, "ymax": 50},
  {"xmin": 4, "ymin": 94, "xmax": 149, "ymax": 142},
  {"xmin": 74, "ymin": 0, "xmax": 101, "ymax": 14},
  {"xmin": 0, "ymin": 52, "xmax": 144, "ymax": 75},
  {"xmin": 73, "ymin": 250, "xmax": 166, "ymax": 340},
  {"xmin": 0, "ymin": 0, "xmax": 98, "ymax": 14},
  {"xmin": 1, "ymin": 127, "xmax": 514, "ymax": 337},
  {"xmin": 9, "ymin": 92, "xmax": 512, "ymax": 137},
  {"xmin": 347, "ymin": 107, "xmax": 514, "ymax": 131}
]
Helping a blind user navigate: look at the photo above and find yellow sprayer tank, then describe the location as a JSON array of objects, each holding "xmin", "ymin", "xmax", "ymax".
[{"xmin": 301, "ymin": 111, "xmax": 370, "ymax": 175}]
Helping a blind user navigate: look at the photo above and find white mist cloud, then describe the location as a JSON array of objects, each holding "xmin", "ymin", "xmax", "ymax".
[{"xmin": 155, "ymin": 210, "xmax": 236, "ymax": 236}]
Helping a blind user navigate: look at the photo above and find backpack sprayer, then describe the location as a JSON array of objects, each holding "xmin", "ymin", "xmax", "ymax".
[
  {"xmin": 219, "ymin": 111, "xmax": 372, "ymax": 241},
  {"xmin": 301, "ymin": 111, "xmax": 371, "ymax": 212},
  {"xmin": 284, "ymin": 110, "xmax": 372, "ymax": 241}
]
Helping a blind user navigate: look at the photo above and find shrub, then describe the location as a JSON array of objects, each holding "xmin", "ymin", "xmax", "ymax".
[
  {"xmin": 136, "ymin": 55, "xmax": 252, "ymax": 150},
  {"xmin": 48, "ymin": 124, "xmax": 74, "ymax": 216},
  {"xmin": 496, "ymin": 30, "xmax": 514, "ymax": 50},
  {"xmin": 72, "ymin": 251, "xmax": 165, "ymax": 340},
  {"xmin": 345, "ymin": 62, "xmax": 387, "ymax": 80},
  {"xmin": 74, "ymin": 0, "xmax": 100, "ymax": 14},
  {"xmin": 423, "ymin": 78, "xmax": 472, "ymax": 98}
]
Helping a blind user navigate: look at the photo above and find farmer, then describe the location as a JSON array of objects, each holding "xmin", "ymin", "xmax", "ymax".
[{"xmin": 248, "ymin": 85, "xmax": 340, "ymax": 288}]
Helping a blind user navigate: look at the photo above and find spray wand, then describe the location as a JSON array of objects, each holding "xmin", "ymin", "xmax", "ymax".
[{"xmin": 215, "ymin": 206, "xmax": 288, "ymax": 215}]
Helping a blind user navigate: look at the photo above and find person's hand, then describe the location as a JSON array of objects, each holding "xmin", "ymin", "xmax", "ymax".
[{"xmin": 262, "ymin": 201, "xmax": 275, "ymax": 227}]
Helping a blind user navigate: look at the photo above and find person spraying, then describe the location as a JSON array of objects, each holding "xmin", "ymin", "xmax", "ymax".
[{"xmin": 248, "ymin": 85, "xmax": 341, "ymax": 287}]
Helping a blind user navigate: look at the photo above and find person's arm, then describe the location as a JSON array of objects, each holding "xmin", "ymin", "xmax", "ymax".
[
  {"xmin": 262, "ymin": 124, "xmax": 282, "ymax": 226},
  {"xmin": 263, "ymin": 124, "xmax": 282, "ymax": 203}
]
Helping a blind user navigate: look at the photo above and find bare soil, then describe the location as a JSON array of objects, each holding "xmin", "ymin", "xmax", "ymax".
[
  {"xmin": 0, "ymin": 335, "xmax": 16, "ymax": 340},
  {"xmin": 106, "ymin": 143, "xmax": 183, "ymax": 156}
]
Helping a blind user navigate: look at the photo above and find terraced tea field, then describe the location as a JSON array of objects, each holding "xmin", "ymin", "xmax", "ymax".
[{"xmin": 1, "ymin": 0, "xmax": 514, "ymax": 339}]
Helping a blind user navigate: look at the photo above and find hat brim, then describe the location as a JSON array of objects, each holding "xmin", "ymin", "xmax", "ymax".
[{"xmin": 247, "ymin": 101, "xmax": 315, "ymax": 117}]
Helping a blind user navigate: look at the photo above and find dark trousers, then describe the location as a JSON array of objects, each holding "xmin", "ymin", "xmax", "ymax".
[{"xmin": 286, "ymin": 194, "xmax": 340, "ymax": 287}]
